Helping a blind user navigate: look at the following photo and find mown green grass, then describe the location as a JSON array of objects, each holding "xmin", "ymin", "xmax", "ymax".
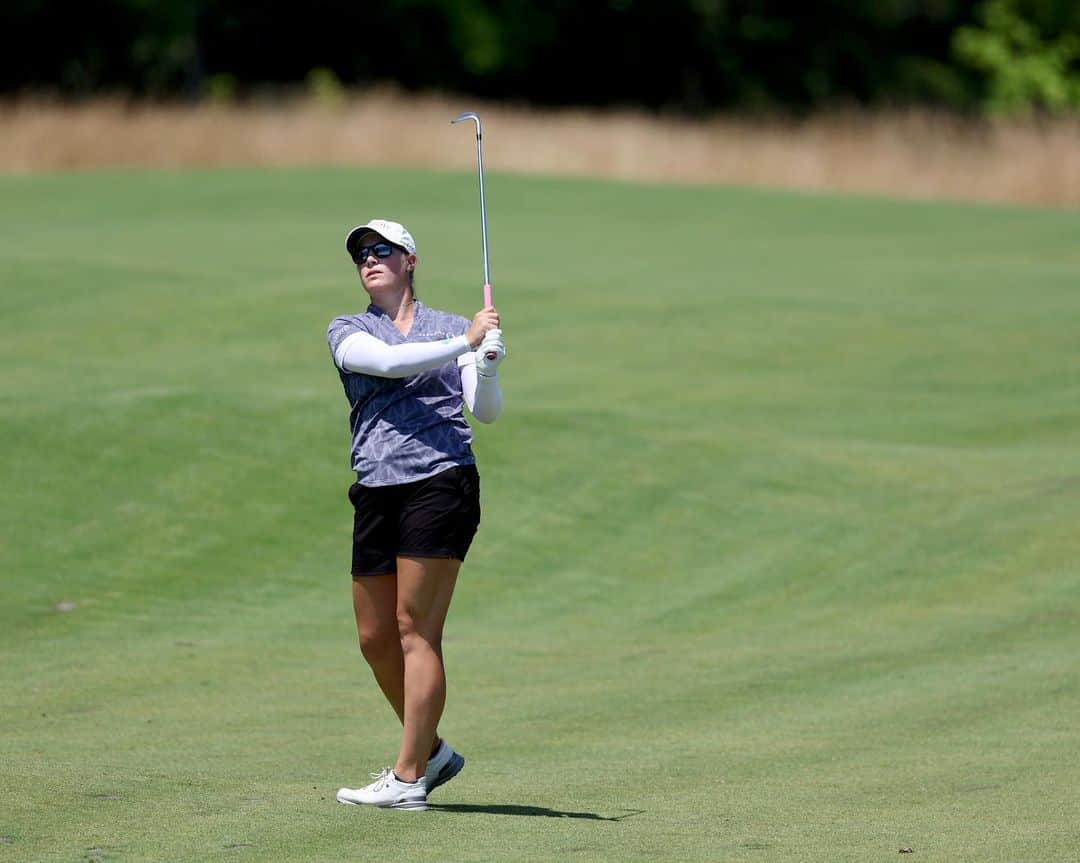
[{"xmin": 1, "ymin": 167, "xmax": 1078, "ymax": 862}]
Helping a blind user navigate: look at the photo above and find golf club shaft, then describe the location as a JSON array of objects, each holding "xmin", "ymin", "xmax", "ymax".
[
  {"xmin": 452, "ymin": 111, "xmax": 498, "ymax": 360},
  {"xmin": 474, "ymin": 128, "xmax": 491, "ymax": 292}
]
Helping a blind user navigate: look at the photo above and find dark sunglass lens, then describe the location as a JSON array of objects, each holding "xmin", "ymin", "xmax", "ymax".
[
  {"xmin": 355, "ymin": 243, "xmax": 395, "ymax": 261},
  {"xmin": 353, "ymin": 241, "xmax": 400, "ymax": 263}
]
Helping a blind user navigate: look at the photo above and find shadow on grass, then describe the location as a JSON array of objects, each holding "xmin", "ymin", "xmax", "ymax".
[{"xmin": 428, "ymin": 804, "xmax": 645, "ymax": 821}]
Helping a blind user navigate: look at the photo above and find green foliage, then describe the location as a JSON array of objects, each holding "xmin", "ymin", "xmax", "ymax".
[
  {"xmin": 125, "ymin": 0, "xmax": 206, "ymax": 96},
  {"xmin": 205, "ymin": 73, "xmax": 237, "ymax": 104},
  {"xmin": 4, "ymin": 1, "xmax": 1080, "ymax": 112},
  {"xmin": 307, "ymin": 67, "xmax": 346, "ymax": 108},
  {"xmin": 954, "ymin": 0, "xmax": 1080, "ymax": 114},
  {"xmin": 452, "ymin": 1, "xmax": 505, "ymax": 76},
  {"xmin": 893, "ymin": 56, "xmax": 972, "ymax": 106}
]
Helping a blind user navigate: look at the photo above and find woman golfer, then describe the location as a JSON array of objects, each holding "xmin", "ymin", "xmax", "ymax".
[{"xmin": 327, "ymin": 219, "xmax": 505, "ymax": 812}]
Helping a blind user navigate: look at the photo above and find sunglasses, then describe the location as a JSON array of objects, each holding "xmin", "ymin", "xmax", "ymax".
[{"xmin": 353, "ymin": 242, "xmax": 401, "ymax": 263}]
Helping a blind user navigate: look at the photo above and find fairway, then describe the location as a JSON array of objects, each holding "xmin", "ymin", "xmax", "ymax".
[{"xmin": 2, "ymin": 167, "xmax": 1079, "ymax": 862}]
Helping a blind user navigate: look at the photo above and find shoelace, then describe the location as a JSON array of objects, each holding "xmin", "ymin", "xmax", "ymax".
[{"xmin": 367, "ymin": 767, "xmax": 393, "ymax": 791}]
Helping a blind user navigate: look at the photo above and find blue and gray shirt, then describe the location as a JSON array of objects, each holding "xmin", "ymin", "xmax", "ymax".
[{"xmin": 327, "ymin": 301, "xmax": 475, "ymax": 487}]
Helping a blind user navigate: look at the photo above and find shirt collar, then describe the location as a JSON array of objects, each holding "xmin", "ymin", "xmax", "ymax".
[{"xmin": 366, "ymin": 299, "xmax": 423, "ymax": 316}]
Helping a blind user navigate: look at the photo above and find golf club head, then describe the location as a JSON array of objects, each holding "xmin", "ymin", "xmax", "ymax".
[{"xmin": 451, "ymin": 112, "xmax": 482, "ymax": 137}]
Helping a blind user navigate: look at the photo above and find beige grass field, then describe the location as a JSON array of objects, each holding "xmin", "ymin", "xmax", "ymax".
[{"xmin": 2, "ymin": 89, "xmax": 1078, "ymax": 207}]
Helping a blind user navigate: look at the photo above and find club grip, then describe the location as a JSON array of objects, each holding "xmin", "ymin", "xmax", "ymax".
[{"xmin": 482, "ymin": 283, "xmax": 496, "ymax": 358}]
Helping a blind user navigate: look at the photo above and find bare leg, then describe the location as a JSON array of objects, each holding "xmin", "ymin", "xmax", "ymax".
[
  {"xmin": 351, "ymin": 574, "xmax": 405, "ymax": 723},
  {"xmin": 394, "ymin": 555, "xmax": 460, "ymax": 782}
]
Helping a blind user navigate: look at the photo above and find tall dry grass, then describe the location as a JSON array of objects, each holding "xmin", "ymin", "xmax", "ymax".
[{"xmin": 2, "ymin": 91, "xmax": 1078, "ymax": 207}]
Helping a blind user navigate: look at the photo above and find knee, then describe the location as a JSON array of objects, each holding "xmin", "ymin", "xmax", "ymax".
[
  {"xmin": 357, "ymin": 623, "xmax": 399, "ymax": 665},
  {"xmin": 397, "ymin": 609, "xmax": 441, "ymax": 655},
  {"xmin": 397, "ymin": 609, "xmax": 419, "ymax": 648}
]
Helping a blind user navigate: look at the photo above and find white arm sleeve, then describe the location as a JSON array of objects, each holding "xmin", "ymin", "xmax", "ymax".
[
  {"xmin": 459, "ymin": 353, "xmax": 503, "ymax": 423},
  {"xmin": 335, "ymin": 331, "xmax": 471, "ymax": 378}
]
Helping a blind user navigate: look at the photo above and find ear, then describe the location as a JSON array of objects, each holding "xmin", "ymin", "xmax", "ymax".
[{"xmin": 406, "ymin": 253, "xmax": 417, "ymax": 271}]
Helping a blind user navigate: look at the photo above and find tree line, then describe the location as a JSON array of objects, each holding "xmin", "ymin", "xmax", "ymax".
[{"xmin": 5, "ymin": 0, "xmax": 1079, "ymax": 115}]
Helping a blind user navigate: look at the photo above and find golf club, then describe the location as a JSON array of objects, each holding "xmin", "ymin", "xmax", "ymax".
[{"xmin": 450, "ymin": 111, "xmax": 498, "ymax": 360}]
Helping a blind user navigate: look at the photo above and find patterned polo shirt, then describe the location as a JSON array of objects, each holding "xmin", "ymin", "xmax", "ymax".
[{"xmin": 327, "ymin": 301, "xmax": 475, "ymax": 487}]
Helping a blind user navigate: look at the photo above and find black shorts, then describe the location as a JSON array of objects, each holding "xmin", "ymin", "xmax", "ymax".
[{"xmin": 348, "ymin": 464, "xmax": 481, "ymax": 576}]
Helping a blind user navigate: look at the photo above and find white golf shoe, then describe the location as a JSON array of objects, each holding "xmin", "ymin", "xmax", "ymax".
[
  {"xmin": 336, "ymin": 768, "xmax": 428, "ymax": 811},
  {"xmin": 424, "ymin": 739, "xmax": 465, "ymax": 794}
]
